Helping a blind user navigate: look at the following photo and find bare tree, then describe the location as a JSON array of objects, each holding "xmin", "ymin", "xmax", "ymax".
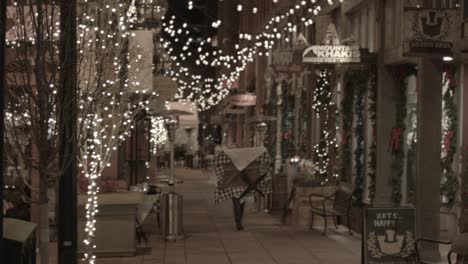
[
  {"xmin": 4, "ymin": 0, "xmax": 154, "ymax": 263},
  {"xmin": 5, "ymin": 2, "xmax": 61, "ymax": 263}
]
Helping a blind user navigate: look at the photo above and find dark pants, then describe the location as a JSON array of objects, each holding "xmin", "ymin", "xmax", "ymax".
[{"xmin": 232, "ymin": 198, "xmax": 245, "ymax": 230}]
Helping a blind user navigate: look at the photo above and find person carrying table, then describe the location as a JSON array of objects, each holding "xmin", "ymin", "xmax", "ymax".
[{"xmin": 213, "ymin": 147, "xmax": 273, "ymax": 230}]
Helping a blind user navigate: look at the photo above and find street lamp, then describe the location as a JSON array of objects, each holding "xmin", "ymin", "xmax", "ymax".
[{"xmin": 156, "ymin": 109, "xmax": 191, "ymax": 241}]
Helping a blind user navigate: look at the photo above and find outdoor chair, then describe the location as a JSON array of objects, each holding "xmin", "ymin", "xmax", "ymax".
[
  {"xmin": 406, "ymin": 233, "xmax": 468, "ymax": 263},
  {"xmin": 308, "ymin": 184, "xmax": 353, "ymax": 235}
]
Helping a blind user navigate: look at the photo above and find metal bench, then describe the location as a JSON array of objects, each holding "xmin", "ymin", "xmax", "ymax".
[
  {"xmin": 309, "ymin": 184, "xmax": 353, "ymax": 235},
  {"xmin": 406, "ymin": 234, "xmax": 468, "ymax": 263}
]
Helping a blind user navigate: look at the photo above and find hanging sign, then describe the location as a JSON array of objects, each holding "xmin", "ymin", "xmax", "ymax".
[
  {"xmin": 303, "ymin": 24, "xmax": 361, "ymax": 64},
  {"xmin": 364, "ymin": 207, "xmax": 416, "ymax": 263},
  {"xmin": 230, "ymin": 93, "xmax": 257, "ymax": 106},
  {"xmin": 403, "ymin": 8, "xmax": 461, "ymax": 56},
  {"xmin": 129, "ymin": 30, "xmax": 153, "ymax": 91},
  {"xmin": 272, "ymin": 48, "xmax": 304, "ymax": 73}
]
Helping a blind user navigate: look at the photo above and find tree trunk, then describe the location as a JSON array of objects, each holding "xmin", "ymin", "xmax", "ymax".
[
  {"xmin": 35, "ymin": 0, "xmax": 51, "ymax": 262},
  {"xmin": 39, "ymin": 176, "xmax": 49, "ymax": 264}
]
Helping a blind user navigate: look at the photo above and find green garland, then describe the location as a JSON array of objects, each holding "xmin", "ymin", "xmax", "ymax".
[
  {"xmin": 281, "ymin": 82, "xmax": 295, "ymax": 161},
  {"xmin": 368, "ymin": 71, "xmax": 378, "ymax": 204},
  {"xmin": 352, "ymin": 69, "xmax": 369, "ymax": 202},
  {"xmin": 441, "ymin": 65, "xmax": 458, "ymax": 207},
  {"xmin": 391, "ymin": 65, "xmax": 417, "ymax": 205},
  {"xmin": 340, "ymin": 72, "xmax": 355, "ymax": 183}
]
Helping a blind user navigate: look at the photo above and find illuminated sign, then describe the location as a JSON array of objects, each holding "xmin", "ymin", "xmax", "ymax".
[
  {"xmin": 230, "ymin": 93, "xmax": 256, "ymax": 106},
  {"xmin": 303, "ymin": 45, "xmax": 361, "ymax": 63},
  {"xmin": 403, "ymin": 8, "xmax": 461, "ymax": 56},
  {"xmin": 303, "ymin": 24, "xmax": 361, "ymax": 64}
]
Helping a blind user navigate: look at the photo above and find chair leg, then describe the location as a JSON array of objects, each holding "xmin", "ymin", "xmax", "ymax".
[
  {"xmin": 333, "ymin": 216, "xmax": 338, "ymax": 229},
  {"xmin": 322, "ymin": 215, "xmax": 327, "ymax": 235},
  {"xmin": 447, "ymin": 251, "xmax": 453, "ymax": 264}
]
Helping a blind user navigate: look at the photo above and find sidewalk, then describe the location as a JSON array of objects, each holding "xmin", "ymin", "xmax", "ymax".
[
  {"xmin": 124, "ymin": 168, "xmax": 362, "ymax": 264},
  {"xmin": 44, "ymin": 168, "xmax": 453, "ymax": 264}
]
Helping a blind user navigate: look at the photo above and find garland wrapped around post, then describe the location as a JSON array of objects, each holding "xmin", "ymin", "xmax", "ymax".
[
  {"xmin": 441, "ymin": 65, "xmax": 458, "ymax": 207},
  {"xmin": 391, "ymin": 65, "xmax": 417, "ymax": 205},
  {"xmin": 313, "ymin": 68, "xmax": 338, "ymax": 184},
  {"xmin": 368, "ymin": 71, "xmax": 378, "ymax": 203},
  {"xmin": 352, "ymin": 69, "xmax": 369, "ymax": 202},
  {"xmin": 341, "ymin": 73, "xmax": 355, "ymax": 182},
  {"xmin": 281, "ymin": 87, "xmax": 295, "ymax": 161}
]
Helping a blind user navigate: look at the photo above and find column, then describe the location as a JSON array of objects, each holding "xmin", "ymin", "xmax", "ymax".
[
  {"xmin": 415, "ymin": 58, "xmax": 442, "ymax": 261},
  {"xmin": 458, "ymin": 64, "xmax": 468, "ymax": 232},
  {"xmin": 373, "ymin": 63, "xmax": 396, "ymax": 206},
  {"xmin": 58, "ymin": 0, "xmax": 78, "ymax": 262},
  {"xmin": 0, "ymin": 0, "xmax": 6, "ymax": 245},
  {"xmin": 374, "ymin": 0, "xmax": 396, "ymax": 207},
  {"xmin": 275, "ymin": 82, "xmax": 283, "ymax": 173}
]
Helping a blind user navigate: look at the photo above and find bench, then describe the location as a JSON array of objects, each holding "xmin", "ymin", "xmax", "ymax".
[
  {"xmin": 406, "ymin": 234, "xmax": 468, "ymax": 263},
  {"xmin": 309, "ymin": 184, "xmax": 353, "ymax": 235}
]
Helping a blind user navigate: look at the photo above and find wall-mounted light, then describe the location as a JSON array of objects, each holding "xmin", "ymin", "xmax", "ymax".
[
  {"xmin": 443, "ymin": 56, "xmax": 454, "ymax": 62},
  {"xmin": 289, "ymin": 155, "xmax": 301, "ymax": 164}
]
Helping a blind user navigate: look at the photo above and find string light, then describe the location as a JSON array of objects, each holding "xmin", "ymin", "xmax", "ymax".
[
  {"xmin": 76, "ymin": 1, "xmax": 157, "ymax": 263},
  {"xmin": 312, "ymin": 69, "xmax": 339, "ymax": 184},
  {"xmin": 160, "ymin": 0, "xmax": 336, "ymax": 111},
  {"xmin": 150, "ymin": 116, "xmax": 168, "ymax": 154}
]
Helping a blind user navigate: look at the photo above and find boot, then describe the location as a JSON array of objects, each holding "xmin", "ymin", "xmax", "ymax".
[
  {"xmin": 240, "ymin": 201, "xmax": 245, "ymax": 218},
  {"xmin": 232, "ymin": 198, "xmax": 244, "ymax": 231}
]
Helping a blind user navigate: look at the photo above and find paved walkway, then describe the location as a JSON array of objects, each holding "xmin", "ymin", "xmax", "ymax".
[{"xmin": 93, "ymin": 168, "xmax": 361, "ymax": 264}]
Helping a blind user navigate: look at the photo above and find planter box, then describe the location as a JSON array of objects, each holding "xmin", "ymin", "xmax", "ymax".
[
  {"xmin": 440, "ymin": 206, "xmax": 458, "ymax": 241},
  {"xmin": 78, "ymin": 192, "xmax": 144, "ymax": 257}
]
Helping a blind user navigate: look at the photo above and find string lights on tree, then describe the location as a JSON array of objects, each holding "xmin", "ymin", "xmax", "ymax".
[
  {"xmin": 312, "ymin": 68, "xmax": 339, "ymax": 184},
  {"xmin": 150, "ymin": 116, "xmax": 168, "ymax": 155},
  {"xmin": 76, "ymin": 1, "xmax": 157, "ymax": 263}
]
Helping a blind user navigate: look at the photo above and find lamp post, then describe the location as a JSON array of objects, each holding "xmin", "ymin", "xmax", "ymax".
[
  {"xmin": 159, "ymin": 115, "xmax": 185, "ymax": 241},
  {"xmin": 165, "ymin": 118, "xmax": 178, "ymax": 191},
  {"xmin": 256, "ymin": 122, "xmax": 268, "ymax": 147},
  {"xmin": 58, "ymin": 0, "xmax": 78, "ymax": 263}
]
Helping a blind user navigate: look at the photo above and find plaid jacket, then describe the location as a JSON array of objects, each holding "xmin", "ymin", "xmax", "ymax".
[{"xmin": 213, "ymin": 150, "xmax": 273, "ymax": 203}]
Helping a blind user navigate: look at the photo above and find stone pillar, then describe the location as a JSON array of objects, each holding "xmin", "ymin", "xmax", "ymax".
[
  {"xmin": 374, "ymin": 63, "xmax": 396, "ymax": 206},
  {"xmin": 275, "ymin": 82, "xmax": 283, "ymax": 173},
  {"xmin": 374, "ymin": 0, "xmax": 398, "ymax": 207},
  {"xmin": 459, "ymin": 64, "xmax": 468, "ymax": 233},
  {"xmin": 415, "ymin": 58, "xmax": 442, "ymax": 261}
]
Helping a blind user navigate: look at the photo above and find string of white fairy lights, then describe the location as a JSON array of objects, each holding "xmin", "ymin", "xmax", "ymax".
[
  {"xmin": 161, "ymin": 0, "xmax": 342, "ymax": 110},
  {"xmin": 150, "ymin": 116, "xmax": 168, "ymax": 155},
  {"xmin": 312, "ymin": 68, "xmax": 339, "ymax": 183},
  {"xmin": 77, "ymin": 1, "xmax": 158, "ymax": 263}
]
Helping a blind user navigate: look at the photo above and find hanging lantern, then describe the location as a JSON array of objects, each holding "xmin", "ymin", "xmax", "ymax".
[{"xmin": 135, "ymin": 0, "xmax": 168, "ymax": 28}]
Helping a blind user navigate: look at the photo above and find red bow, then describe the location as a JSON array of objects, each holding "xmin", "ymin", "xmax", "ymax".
[
  {"xmin": 444, "ymin": 131, "xmax": 455, "ymax": 152},
  {"xmin": 341, "ymin": 131, "xmax": 349, "ymax": 146},
  {"xmin": 389, "ymin": 128, "xmax": 402, "ymax": 151}
]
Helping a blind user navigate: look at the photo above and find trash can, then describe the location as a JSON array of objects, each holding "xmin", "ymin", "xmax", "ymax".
[
  {"xmin": 160, "ymin": 192, "xmax": 185, "ymax": 241},
  {"xmin": 2, "ymin": 218, "xmax": 37, "ymax": 264}
]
